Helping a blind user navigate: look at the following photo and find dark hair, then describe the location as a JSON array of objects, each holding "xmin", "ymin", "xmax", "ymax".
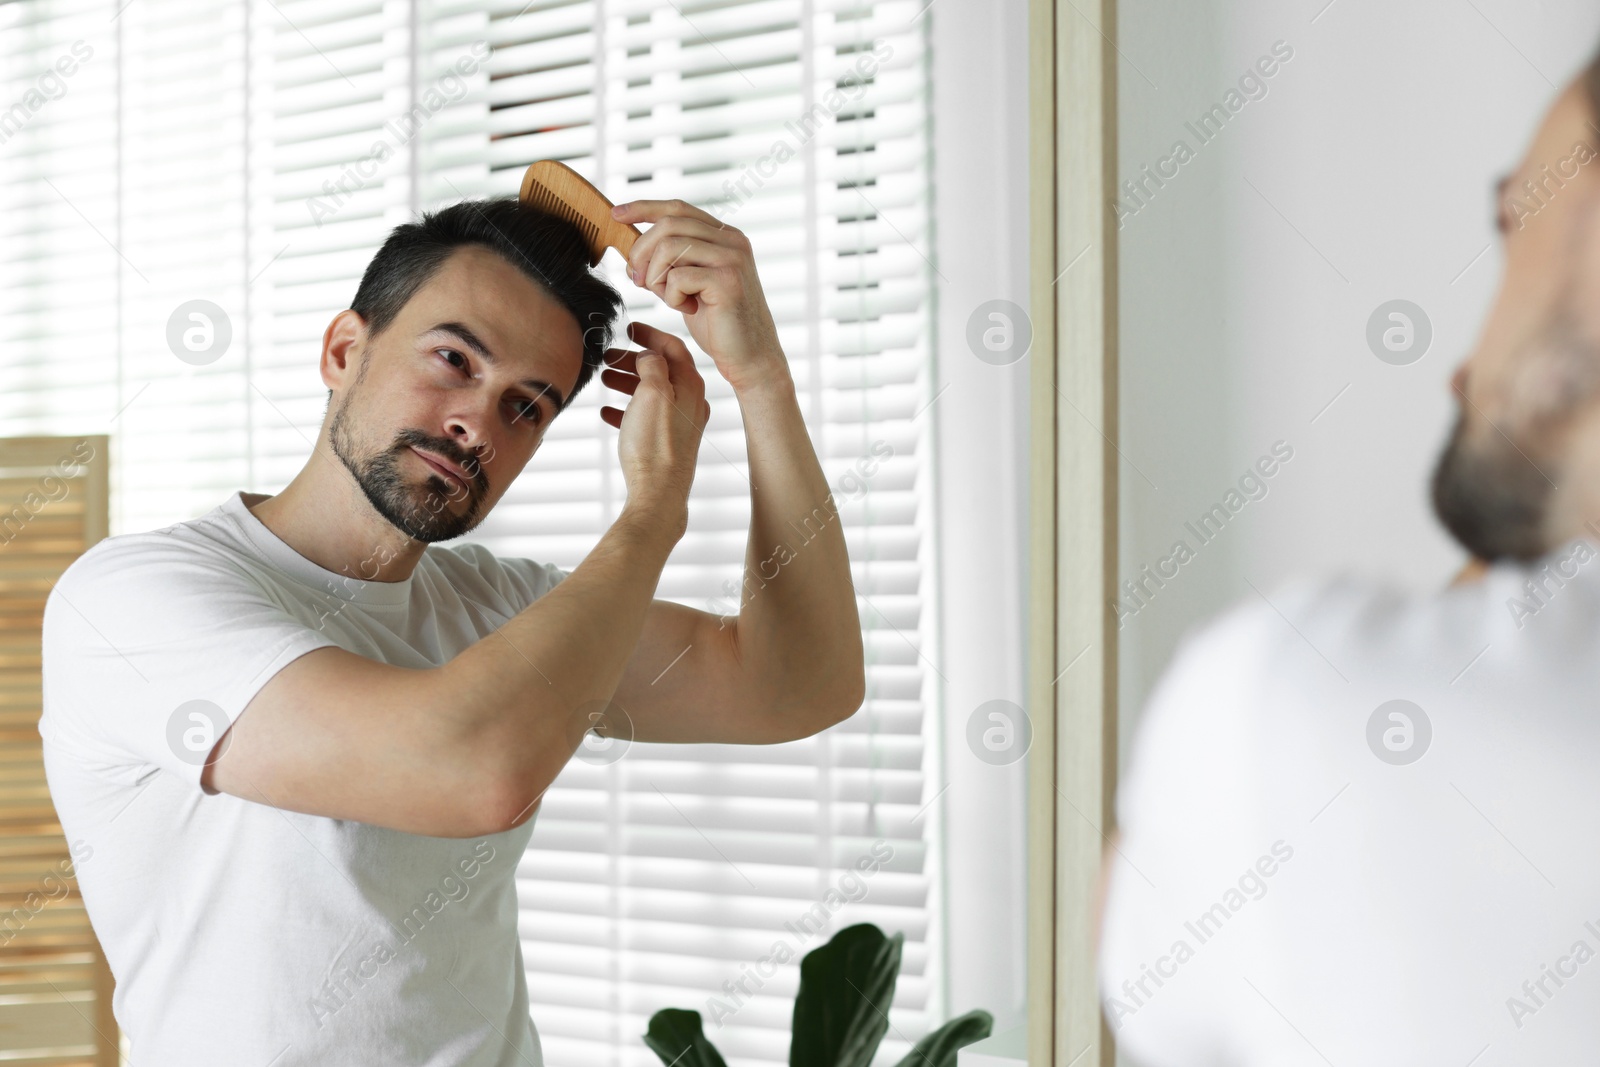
[{"xmin": 348, "ymin": 195, "xmax": 624, "ymax": 408}]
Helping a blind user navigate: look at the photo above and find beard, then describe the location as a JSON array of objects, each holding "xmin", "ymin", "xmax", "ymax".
[
  {"xmin": 1428, "ymin": 409, "xmax": 1554, "ymax": 563},
  {"xmin": 328, "ymin": 386, "xmax": 489, "ymax": 543},
  {"xmin": 1427, "ymin": 303, "xmax": 1600, "ymax": 562}
]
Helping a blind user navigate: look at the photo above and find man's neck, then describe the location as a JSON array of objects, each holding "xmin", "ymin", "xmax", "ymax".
[
  {"xmin": 247, "ymin": 442, "xmax": 427, "ymax": 583},
  {"xmin": 1449, "ymin": 558, "xmax": 1490, "ymax": 586}
]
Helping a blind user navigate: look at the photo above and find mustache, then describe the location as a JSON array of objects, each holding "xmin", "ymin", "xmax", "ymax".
[{"xmin": 391, "ymin": 428, "xmax": 489, "ymax": 495}]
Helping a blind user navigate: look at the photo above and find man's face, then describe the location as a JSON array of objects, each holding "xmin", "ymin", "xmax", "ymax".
[
  {"xmin": 1432, "ymin": 77, "xmax": 1600, "ymax": 561},
  {"xmin": 324, "ymin": 244, "xmax": 586, "ymax": 543}
]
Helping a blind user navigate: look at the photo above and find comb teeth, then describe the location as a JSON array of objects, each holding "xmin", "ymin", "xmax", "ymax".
[
  {"xmin": 523, "ymin": 181, "xmax": 600, "ymax": 248},
  {"xmin": 518, "ymin": 159, "xmax": 639, "ymax": 268}
]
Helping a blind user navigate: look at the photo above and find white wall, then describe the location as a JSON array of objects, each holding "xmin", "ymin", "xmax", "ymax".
[
  {"xmin": 929, "ymin": 0, "xmax": 1032, "ymax": 1040},
  {"xmin": 1116, "ymin": 0, "xmax": 1600, "ymax": 767}
]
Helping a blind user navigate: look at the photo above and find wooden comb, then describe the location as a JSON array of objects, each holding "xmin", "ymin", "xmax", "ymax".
[{"xmin": 518, "ymin": 160, "xmax": 640, "ymax": 268}]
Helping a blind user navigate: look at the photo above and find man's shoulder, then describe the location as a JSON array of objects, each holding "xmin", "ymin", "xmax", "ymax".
[
  {"xmin": 57, "ymin": 506, "xmax": 248, "ymax": 590},
  {"xmin": 1167, "ymin": 572, "xmax": 1363, "ymax": 665},
  {"xmin": 1146, "ymin": 570, "xmax": 1424, "ymax": 724},
  {"xmin": 47, "ymin": 506, "xmax": 268, "ymax": 639},
  {"xmin": 1246, "ymin": 569, "xmax": 1407, "ymax": 626},
  {"xmin": 421, "ymin": 541, "xmax": 568, "ymax": 606},
  {"xmin": 1199, "ymin": 569, "xmax": 1421, "ymax": 657}
]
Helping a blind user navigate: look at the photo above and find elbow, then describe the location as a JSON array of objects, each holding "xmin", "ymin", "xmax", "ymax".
[
  {"xmin": 822, "ymin": 633, "xmax": 867, "ymax": 727},
  {"xmin": 470, "ymin": 739, "xmax": 565, "ymax": 836},
  {"xmin": 476, "ymin": 774, "xmax": 546, "ymax": 836},
  {"xmin": 833, "ymin": 658, "xmax": 866, "ymax": 725},
  {"xmin": 457, "ymin": 693, "xmax": 584, "ymax": 835},
  {"xmin": 838, "ymin": 631, "xmax": 867, "ymax": 721},
  {"xmin": 784, "ymin": 645, "xmax": 865, "ymax": 739},
  {"xmin": 409, "ymin": 777, "xmax": 527, "ymax": 839}
]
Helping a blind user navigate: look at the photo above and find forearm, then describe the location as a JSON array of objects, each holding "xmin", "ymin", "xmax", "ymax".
[
  {"xmin": 435, "ymin": 504, "xmax": 681, "ymax": 810},
  {"xmin": 608, "ymin": 198, "xmax": 863, "ymax": 722},
  {"xmin": 731, "ymin": 367, "xmax": 865, "ymax": 717}
]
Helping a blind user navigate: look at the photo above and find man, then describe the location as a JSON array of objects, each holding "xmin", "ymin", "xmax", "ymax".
[
  {"xmin": 1098, "ymin": 42, "xmax": 1600, "ymax": 1066},
  {"xmin": 39, "ymin": 195, "xmax": 865, "ymax": 1064}
]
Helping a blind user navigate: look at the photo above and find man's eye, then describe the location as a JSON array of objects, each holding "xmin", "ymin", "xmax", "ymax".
[
  {"xmin": 512, "ymin": 400, "xmax": 542, "ymax": 426},
  {"xmin": 438, "ymin": 348, "xmax": 466, "ymax": 370}
]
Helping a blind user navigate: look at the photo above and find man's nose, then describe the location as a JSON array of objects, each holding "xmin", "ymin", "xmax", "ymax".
[{"xmin": 443, "ymin": 419, "xmax": 490, "ymax": 474}]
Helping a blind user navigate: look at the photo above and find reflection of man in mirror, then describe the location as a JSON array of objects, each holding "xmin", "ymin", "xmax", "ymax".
[
  {"xmin": 1099, "ymin": 41, "xmax": 1600, "ymax": 1064},
  {"xmin": 40, "ymin": 194, "xmax": 865, "ymax": 1063}
]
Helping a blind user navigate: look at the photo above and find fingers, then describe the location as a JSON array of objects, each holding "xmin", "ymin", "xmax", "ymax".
[
  {"xmin": 602, "ymin": 361, "xmax": 634, "ymax": 385},
  {"xmin": 600, "ymin": 366, "xmax": 637, "ymax": 395},
  {"xmin": 636, "ymin": 237, "xmax": 738, "ymax": 292},
  {"xmin": 667, "ymin": 292, "xmax": 701, "ymax": 316},
  {"xmin": 620, "ymin": 213, "xmax": 748, "ymax": 316},
  {"xmin": 626, "ymin": 322, "xmax": 692, "ymax": 362},
  {"xmin": 635, "ymin": 240, "xmax": 735, "ymax": 312},
  {"xmin": 624, "ymin": 324, "xmax": 704, "ymax": 399},
  {"xmin": 606, "ymin": 332, "xmax": 690, "ymax": 369},
  {"xmin": 625, "ymin": 217, "xmax": 743, "ymax": 281},
  {"xmin": 632, "ymin": 348, "xmax": 669, "ymax": 386},
  {"xmin": 596, "ymin": 391, "xmax": 711, "ymax": 430},
  {"xmin": 600, "ymin": 329, "xmax": 706, "ymax": 436},
  {"xmin": 612, "ymin": 198, "xmax": 727, "ymax": 232},
  {"xmin": 661, "ymin": 266, "xmax": 716, "ymax": 314}
]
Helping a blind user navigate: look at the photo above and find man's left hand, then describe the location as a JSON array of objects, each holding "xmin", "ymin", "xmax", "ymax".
[{"xmin": 612, "ymin": 199, "xmax": 787, "ymax": 394}]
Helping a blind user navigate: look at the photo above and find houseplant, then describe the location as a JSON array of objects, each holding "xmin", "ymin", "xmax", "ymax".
[{"xmin": 643, "ymin": 922, "xmax": 994, "ymax": 1067}]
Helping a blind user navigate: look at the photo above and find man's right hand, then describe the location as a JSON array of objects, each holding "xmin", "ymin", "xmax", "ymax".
[{"xmin": 600, "ymin": 320, "xmax": 709, "ymax": 537}]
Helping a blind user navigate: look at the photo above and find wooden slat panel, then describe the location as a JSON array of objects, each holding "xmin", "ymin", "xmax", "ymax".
[{"xmin": 0, "ymin": 438, "xmax": 115, "ymax": 1066}]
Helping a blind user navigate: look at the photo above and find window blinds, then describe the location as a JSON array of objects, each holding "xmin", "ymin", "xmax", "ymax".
[
  {"xmin": 474, "ymin": 5, "xmax": 938, "ymax": 1065},
  {"xmin": 0, "ymin": 1, "xmax": 940, "ymax": 1064}
]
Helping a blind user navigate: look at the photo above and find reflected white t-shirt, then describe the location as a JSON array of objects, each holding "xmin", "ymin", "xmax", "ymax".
[
  {"xmin": 39, "ymin": 490, "xmax": 568, "ymax": 1066},
  {"xmin": 1100, "ymin": 536, "xmax": 1600, "ymax": 1066}
]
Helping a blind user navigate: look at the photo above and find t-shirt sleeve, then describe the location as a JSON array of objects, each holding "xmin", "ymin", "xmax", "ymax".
[
  {"xmin": 459, "ymin": 546, "xmax": 569, "ymax": 614},
  {"xmin": 1097, "ymin": 603, "xmax": 1275, "ymax": 1066},
  {"xmin": 40, "ymin": 533, "xmax": 339, "ymax": 791}
]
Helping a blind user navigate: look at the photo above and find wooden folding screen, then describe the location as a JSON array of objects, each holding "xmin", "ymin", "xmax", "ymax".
[{"xmin": 0, "ymin": 435, "xmax": 117, "ymax": 1065}]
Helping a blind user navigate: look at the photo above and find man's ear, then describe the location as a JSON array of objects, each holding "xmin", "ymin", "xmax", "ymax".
[{"xmin": 320, "ymin": 309, "xmax": 370, "ymax": 392}]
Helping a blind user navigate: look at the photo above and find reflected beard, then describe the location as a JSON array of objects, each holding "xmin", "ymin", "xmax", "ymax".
[
  {"xmin": 1429, "ymin": 409, "xmax": 1553, "ymax": 563},
  {"xmin": 329, "ymin": 398, "xmax": 486, "ymax": 544}
]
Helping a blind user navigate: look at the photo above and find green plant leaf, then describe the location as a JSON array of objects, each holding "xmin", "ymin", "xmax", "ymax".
[
  {"xmin": 642, "ymin": 1007, "xmax": 729, "ymax": 1067},
  {"xmin": 790, "ymin": 922, "xmax": 904, "ymax": 1067},
  {"xmin": 892, "ymin": 1010, "xmax": 994, "ymax": 1067}
]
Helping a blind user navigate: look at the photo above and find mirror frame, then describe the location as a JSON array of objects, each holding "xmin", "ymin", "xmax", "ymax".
[{"xmin": 1028, "ymin": 1, "xmax": 1120, "ymax": 1064}]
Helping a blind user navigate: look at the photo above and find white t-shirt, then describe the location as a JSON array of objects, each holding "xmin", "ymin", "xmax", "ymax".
[
  {"xmin": 39, "ymin": 490, "xmax": 569, "ymax": 1066},
  {"xmin": 1100, "ymin": 535, "xmax": 1600, "ymax": 1066}
]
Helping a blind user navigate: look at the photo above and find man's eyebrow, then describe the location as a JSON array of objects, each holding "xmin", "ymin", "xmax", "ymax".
[{"xmin": 426, "ymin": 321, "xmax": 569, "ymax": 412}]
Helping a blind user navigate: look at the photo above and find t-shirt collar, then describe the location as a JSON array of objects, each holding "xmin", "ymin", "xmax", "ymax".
[{"xmin": 222, "ymin": 490, "xmax": 415, "ymax": 607}]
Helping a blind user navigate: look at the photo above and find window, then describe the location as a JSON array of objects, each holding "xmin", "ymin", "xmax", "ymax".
[{"xmin": 0, "ymin": 1, "xmax": 941, "ymax": 1064}]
